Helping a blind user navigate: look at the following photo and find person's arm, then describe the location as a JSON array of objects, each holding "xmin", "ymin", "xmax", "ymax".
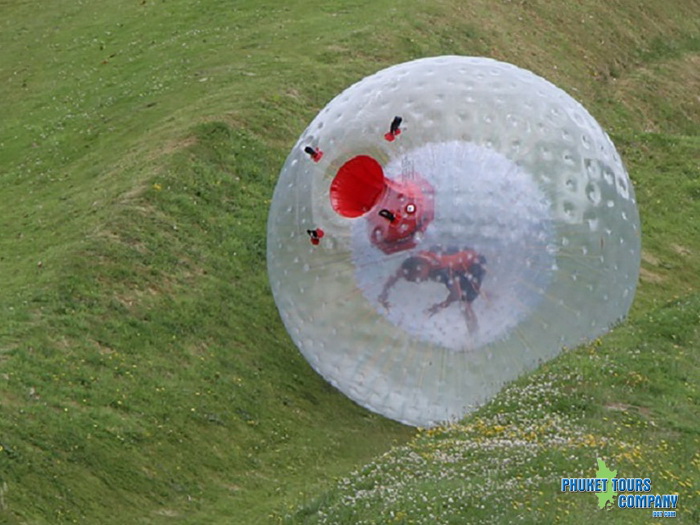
[
  {"xmin": 378, "ymin": 270, "xmax": 402, "ymax": 309},
  {"xmin": 427, "ymin": 271, "xmax": 462, "ymax": 316}
]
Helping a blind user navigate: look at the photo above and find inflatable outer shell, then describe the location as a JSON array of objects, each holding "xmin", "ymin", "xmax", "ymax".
[{"xmin": 266, "ymin": 56, "xmax": 641, "ymax": 427}]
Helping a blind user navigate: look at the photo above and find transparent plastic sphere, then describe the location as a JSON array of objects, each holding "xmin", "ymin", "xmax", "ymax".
[{"xmin": 267, "ymin": 56, "xmax": 641, "ymax": 427}]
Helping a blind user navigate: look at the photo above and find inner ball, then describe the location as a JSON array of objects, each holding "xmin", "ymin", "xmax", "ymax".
[{"xmin": 351, "ymin": 141, "xmax": 555, "ymax": 351}]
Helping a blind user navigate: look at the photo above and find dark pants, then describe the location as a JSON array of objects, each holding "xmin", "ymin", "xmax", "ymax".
[{"xmin": 433, "ymin": 264, "xmax": 484, "ymax": 303}]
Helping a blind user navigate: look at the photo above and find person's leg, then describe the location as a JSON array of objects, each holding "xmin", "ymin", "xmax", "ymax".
[
  {"xmin": 458, "ymin": 274, "xmax": 479, "ymax": 333},
  {"xmin": 462, "ymin": 301, "xmax": 478, "ymax": 334}
]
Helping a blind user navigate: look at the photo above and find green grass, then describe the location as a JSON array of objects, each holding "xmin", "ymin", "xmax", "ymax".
[
  {"xmin": 286, "ymin": 294, "xmax": 700, "ymax": 523},
  {"xmin": 1, "ymin": 0, "xmax": 699, "ymax": 523}
]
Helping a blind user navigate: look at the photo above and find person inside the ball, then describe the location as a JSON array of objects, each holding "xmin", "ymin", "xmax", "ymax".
[{"xmin": 378, "ymin": 246, "xmax": 486, "ymax": 333}]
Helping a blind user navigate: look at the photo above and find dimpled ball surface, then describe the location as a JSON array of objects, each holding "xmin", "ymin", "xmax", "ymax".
[{"xmin": 266, "ymin": 56, "xmax": 640, "ymax": 427}]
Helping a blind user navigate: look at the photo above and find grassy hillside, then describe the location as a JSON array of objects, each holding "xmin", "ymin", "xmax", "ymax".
[{"xmin": 1, "ymin": 0, "xmax": 698, "ymax": 523}]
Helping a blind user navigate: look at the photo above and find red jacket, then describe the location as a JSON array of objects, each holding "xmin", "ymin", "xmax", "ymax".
[{"xmin": 418, "ymin": 250, "xmax": 480, "ymax": 274}]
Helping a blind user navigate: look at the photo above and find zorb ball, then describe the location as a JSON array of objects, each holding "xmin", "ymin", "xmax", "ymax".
[{"xmin": 267, "ymin": 56, "xmax": 641, "ymax": 427}]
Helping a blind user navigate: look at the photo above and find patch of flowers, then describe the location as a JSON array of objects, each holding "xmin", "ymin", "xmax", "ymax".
[{"xmin": 289, "ymin": 371, "xmax": 637, "ymax": 524}]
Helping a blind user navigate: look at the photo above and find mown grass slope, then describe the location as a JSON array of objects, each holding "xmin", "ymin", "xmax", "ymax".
[
  {"xmin": 286, "ymin": 1, "xmax": 700, "ymax": 523},
  {"xmin": 1, "ymin": 0, "xmax": 698, "ymax": 523}
]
